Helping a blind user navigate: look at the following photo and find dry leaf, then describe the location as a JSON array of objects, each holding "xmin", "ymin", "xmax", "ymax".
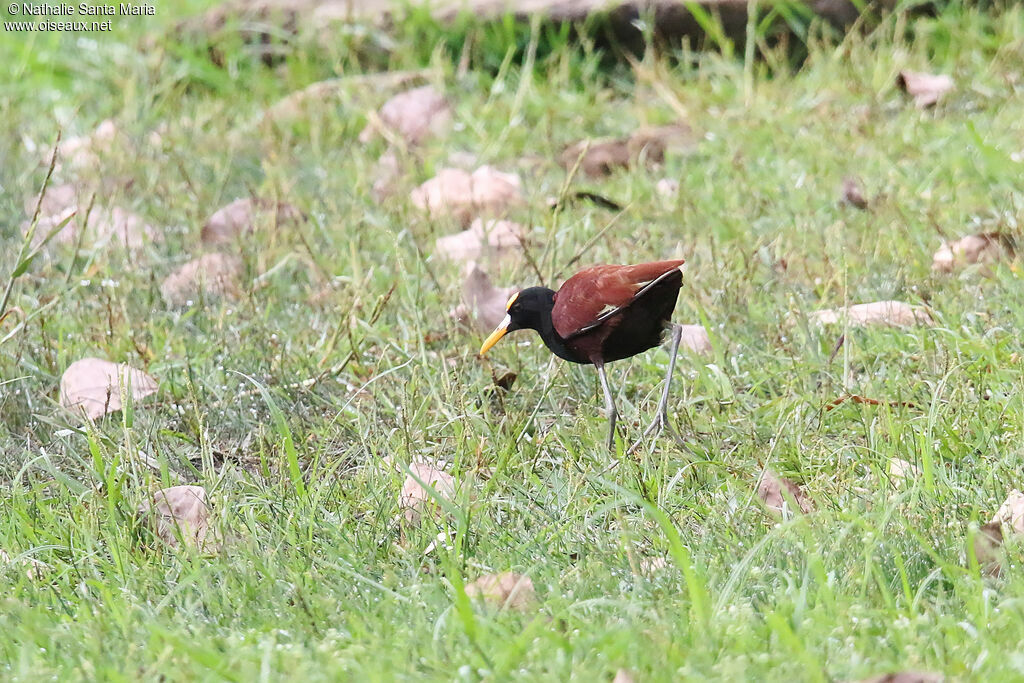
[
  {"xmin": 628, "ymin": 123, "xmax": 692, "ymax": 162},
  {"xmin": 400, "ymin": 462, "xmax": 457, "ymax": 524},
  {"xmin": 138, "ymin": 485, "xmax": 220, "ymax": 552},
  {"xmin": 932, "ymin": 232, "xmax": 1015, "ymax": 273},
  {"xmin": 990, "ymin": 489, "xmax": 1024, "ymax": 534},
  {"xmin": 897, "ymin": 70, "xmax": 954, "ymax": 108},
  {"xmin": 464, "ymin": 572, "xmax": 536, "ymax": 611},
  {"xmin": 973, "ymin": 521, "xmax": 1003, "ymax": 576},
  {"xmin": 492, "ymin": 370, "xmax": 517, "ymax": 390},
  {"xmin": 0, "ymin": 549, "xmax": 47, "ymax": 580},
  {"xmin": 160, "ymin": 252, "xmax": 242, "ymax": 307},
  {"xmin": 841, "ymin": 176, "xmax": 869, "ymax": 210},
  {"xmin": 809, "ymin": 301, "xmax": 933, "ymax": 328},
  {"xmin": 59, "ymin": 358, "xmax": 158, "ymax": 420},
  {"xmin": 970, "ymin": 489, "xmax": 1024, "ymax": 576},
  {"xmin": 359, "ymin": 85, "xmax": 452, "ymax": 146},
  {"xmin": 888, "ymin": 458, "xmax": 921, "ymax": 487},
  {"xmin": 559, "ymin": 138, "xmax": 632, "ymax": 177},
  {"xmin": 560, "ymin": 123, "xmax": 691, "ymax": 178},
  {"xmin": 678, "ymin": 324, "xmax": 712, "ymax": 355},
  {"xmin": 855, "ymin": 672, "xmax": 943, "ymax": 683},
  {"xmin": 757, "ymin": 470, "xmax": 814, "ymax": 515},
  {"xmin": 201, "ymin": 198, "xmax": 304, "ymax": 244},
  {"xmin": 461, "ymin": 261, "xmax": 516, "ymax": 332},
  {"xmin": 613, "ymin": 670, "xmax": 637, "ymax": 683},
  {"xmin": 411, "ymin": 166, "xmax": 523, "ymax": 225},
  {"xmin": 435, "ymin": 218, "xmax": 527, "ymax": 264}
]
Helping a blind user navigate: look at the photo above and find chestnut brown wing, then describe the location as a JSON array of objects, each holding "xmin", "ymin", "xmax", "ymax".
[{"xmin": 551, "ymin": 260, "xmax": 685, "ymax": 339}]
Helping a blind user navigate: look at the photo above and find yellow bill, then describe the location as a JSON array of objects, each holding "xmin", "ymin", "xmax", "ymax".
[{"xmin": 479, "ymin": 314, "xmax": 511, "ymax": 355}]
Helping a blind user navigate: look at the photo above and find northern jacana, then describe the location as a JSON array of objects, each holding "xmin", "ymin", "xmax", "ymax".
[{"xmin": 478, "ymin": 259, "xmax": 686, "ymax": 451}]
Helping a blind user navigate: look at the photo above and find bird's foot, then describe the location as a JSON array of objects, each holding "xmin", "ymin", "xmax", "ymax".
[{"xmin": 626, "ymin": 412, "xmax": 686, "ymax": 456}]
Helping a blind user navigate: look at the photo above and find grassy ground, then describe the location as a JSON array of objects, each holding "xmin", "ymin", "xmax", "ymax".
[{"xmin": 2, "ymin": 2, "xmax": 1024, "ymax": 680}]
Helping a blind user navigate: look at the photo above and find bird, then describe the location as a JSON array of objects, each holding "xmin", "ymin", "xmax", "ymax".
[{"xmin": 478, "ymin": 259, "xmax": 687, "ymax": 451}]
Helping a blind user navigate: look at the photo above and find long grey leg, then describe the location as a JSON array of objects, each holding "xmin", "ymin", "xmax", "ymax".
[
  {"xmin": 595, "ymin": 361, "xmax": 617, "ymax": 451},
  {"xmin": 628, "ymin": 323, "xmax": 685, "ymax": 454},
  {"xmin": 654, "ymin": 323, "xmax": 683, "ymax": 425}
]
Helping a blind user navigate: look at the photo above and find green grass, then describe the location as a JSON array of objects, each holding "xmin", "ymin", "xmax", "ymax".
[{"xmin": 3, "ymin": 1, "xmax": 1024, "ymax": 680}]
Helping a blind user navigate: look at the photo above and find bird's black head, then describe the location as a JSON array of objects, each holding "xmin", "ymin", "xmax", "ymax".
[{"xmin": 479, "ymin": 286, "xmax": 556, "ymax": 355}]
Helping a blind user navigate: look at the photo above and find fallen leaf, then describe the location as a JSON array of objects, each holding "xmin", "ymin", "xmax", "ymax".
[
  {"xmin": 627, "ymin": 123, "xmax": 692, "ymax": 163},
  {"xmin": 757, "ymin": 469, "xmax": 814, "ymax": 515},
  {"xmin": 613, "ymin": 670, "xmax": 637, "ymax": 683},
  {"xmin": 932, "ymin": 232, "xmax": 1015, "ymax": 273},
  {"xmin": 160, "ymin": 252, "xmax": 242, "ymax": 307},
  {"xmin": 897, "ymin": 70, "xmax": 954, "ymax": 108},
  {"xmin": 400, "ymin": 462, "xmax": 457, "ymax": 524},
  {"xmin": 492, "ymin": 370, "xmax": 517, "ymax": 391},
  {"xmin": 0, "ymin": 549, "xmax": 47, "ymax": 580},
  {"xmin": 809, "ymin": 301, "xmax": 933, "ymax": 327},
  {"xmin": 855, "ymin": 672, "xmax": 943, "ymax": 683},
  {"xmin": 969, "ymin": 489, "xmax": 1024, "ymax": 576},
  {"xmin": 972, "ymin": 521, "xmax": 1003, "ymax": 576},
  {"xmin": 138, "ymin": 485, "xmax": 220, "ymax": 552},
  {"xmin": 464, "ymin": 572, "xmax": 536, "ymax": 611},
  {"xmin": 559, "ymin": 138, "xmax": 632, "ymax": 177},
  {"xmin": 990, "ymin": 489, "xmax": 1024, "ymax": 534},
  {"xmin": 60, "ymin": 358, "xmax": 158, "ymax": 420},
  {"xmin": 678, "ymin": 324, "xmax": 712, "ymax": 355},
  {"xmin": 461, "ymin": 261, "xmax": 516, "ymax": 332},
  {"xmin": 436, "ymin": 218, "xmax": 527, "ymax": 264},
  {"xmin": 888, "ymin": 458, "xmax": 921, "ymax": 487},
  {"xmin": 359, "ymin": 84, "xmax": 452, "ymax": 146},
  {"xmin": 200, "ymin": 198, "xmax": 304, "ymax": 244},
  {"xmin": 841, "ymin": 176, "xmax": 869, "ymax": 210},
  {"xmin": 411, "ymin": 166, "xmax": 523, "ymax": 225},
  {"xmin": 560, "ymin": 123, "xmax": 691, "ymax": 178}
]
